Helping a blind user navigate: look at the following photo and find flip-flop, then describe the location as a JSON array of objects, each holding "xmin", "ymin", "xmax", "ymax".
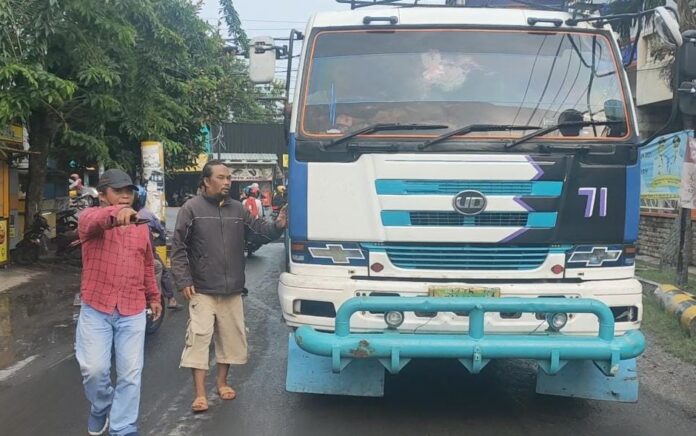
[
  {"xmin": 191, "ymin": 396, "xmax": 208, "ymax": 413},
  {"xmin": 217, "ymin": 386, "xmax": 237, "ymax": 401}
]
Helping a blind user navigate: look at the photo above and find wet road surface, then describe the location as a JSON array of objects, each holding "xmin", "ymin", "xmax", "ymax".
[{"xmin": 1, "ymin": 243, "xmax": 696, "ymax": 435}]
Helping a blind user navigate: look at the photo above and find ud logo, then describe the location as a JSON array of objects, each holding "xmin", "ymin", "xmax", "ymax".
[{"xmin": 453, "ymin": 190, "xmax": 487, "ymax": 216}]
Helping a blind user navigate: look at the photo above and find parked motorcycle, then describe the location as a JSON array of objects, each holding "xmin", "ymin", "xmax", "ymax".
[
  {"xmin": 14, "ymin": 213, "xmax": 51, "ymax": 265},
  {"xmin": 56, "ymin": 208, "xmax": 79, "ymax": 233},
  {"xmin": 54, "ymin": 230, "xmax": 82, "ymax": 266},
  {"xmin": 14, "ymin": 212, "xmax": 82, "ymax": 266}
]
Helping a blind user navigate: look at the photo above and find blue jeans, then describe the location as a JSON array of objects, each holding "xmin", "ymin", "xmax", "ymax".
[{"xmin": 75, "ymin": 304, "xmax": 146, "ymax": 436}]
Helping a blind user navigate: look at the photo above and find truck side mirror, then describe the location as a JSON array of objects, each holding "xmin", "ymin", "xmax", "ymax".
[
  {"xmin": 678, "ymin": 30, "xmax": 696, "ymax": 81},
  {"xmin": 654, "ymin": 7, "xmax": 683, "ymax": 48},
  {"xmin": 249, "ymin": 36, "xmax": 276, "ymax": 84}
]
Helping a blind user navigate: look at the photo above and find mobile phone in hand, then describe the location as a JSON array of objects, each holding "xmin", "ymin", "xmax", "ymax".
[{"xmin": 131, "ymin": 217, "xmax": 151, "ymax": 225}]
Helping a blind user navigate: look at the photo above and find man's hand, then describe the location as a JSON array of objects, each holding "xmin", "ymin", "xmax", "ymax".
[
  {"xmin": 150, "ymin": 301, "xmax": 163, "ymax": 321},
  {"xmin": 115, "ymin": 207, "xmax": 138, "ymax": 226},
  {"xmin": 181, "ymin": 286, "xmax": 196, "ymax": 300},
  {"xmin": 275, "ymin": 205, "xmax": 288, "ymax": 229}
]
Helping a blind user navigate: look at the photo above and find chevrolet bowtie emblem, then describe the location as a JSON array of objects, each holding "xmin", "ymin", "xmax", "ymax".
[
  {"xmin": 308, "ymin": 244, "xmax": 365, "ymax": 264},
  {"xmin": 568, "ymin": 247, "xmax": 622, "ymax": 266}
]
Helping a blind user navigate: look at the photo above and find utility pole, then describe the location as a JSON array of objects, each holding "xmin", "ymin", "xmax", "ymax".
[
  {"xmin": 675, "ymin": 31, "xmax": 696, "ymax": 284},
  {"xmin": 677, "ymin": 115, "xmax": 694, "ymax": 285}
]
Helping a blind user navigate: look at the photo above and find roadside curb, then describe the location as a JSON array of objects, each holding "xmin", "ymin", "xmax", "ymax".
[{"xmin": 652, "ymin": 283, "xmax": 696, "ymax": 337}]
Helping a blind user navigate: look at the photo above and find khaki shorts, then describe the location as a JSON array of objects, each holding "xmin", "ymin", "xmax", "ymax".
[{"xmin": 180, "ymin": 293, "xmax": 248, "ymax": 370}]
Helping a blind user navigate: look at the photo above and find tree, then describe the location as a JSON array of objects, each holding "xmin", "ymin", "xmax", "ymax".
[
  {"xmin": 219, "ymin": 0, "xmax": 249, "ymax": 54},
  {"xmin": 0, "ymin": 0, "xmax": 271, "ymax": 224},
  {"xmin": 1, "ymin": 0, "xmax": 130, "ymax": 221}
]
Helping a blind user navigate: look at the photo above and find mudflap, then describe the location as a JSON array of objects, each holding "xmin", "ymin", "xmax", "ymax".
[
  {"xmin": 286, "ymin": 333, "xmax": 385, "ymax": 397},
  {"xmin": 535, "ymin": 358, "xmax": 638, "ymax": 402}
]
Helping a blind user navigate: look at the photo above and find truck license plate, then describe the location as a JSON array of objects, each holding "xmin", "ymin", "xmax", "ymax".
[{"xmin": 428, "ymin": 286, "xmax": 501, "ymax": 298}]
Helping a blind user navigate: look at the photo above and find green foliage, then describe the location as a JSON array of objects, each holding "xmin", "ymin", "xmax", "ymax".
[
  {"xmin": 0, "ymin": 0, "xmax": 276, "ymax": 174},
  {"xmin": 219, "ymin": 0, "xmax": 250, "ymax": 54}
]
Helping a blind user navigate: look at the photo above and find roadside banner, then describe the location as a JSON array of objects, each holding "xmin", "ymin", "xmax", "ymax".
[
  {"xmin": 640, "ymin": 130, "xmax": 693, "ymax": 210},
  {"xmin": 680, "ymin": 136, "xmax": 696, "ymax": 208}
]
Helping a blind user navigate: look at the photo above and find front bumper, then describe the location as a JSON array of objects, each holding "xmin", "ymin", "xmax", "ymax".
[
  {"xmin": 278, "ymin": 273, "xmax": 643, "ymax": 335},
  {"xmin": 293, "ymin": 296, "xmax": 645, "ymax": 376}
]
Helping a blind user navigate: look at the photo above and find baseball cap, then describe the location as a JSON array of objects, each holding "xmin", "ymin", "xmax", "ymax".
[{"xmin": 97, "ymin": 169, "xmax": 137, "ymax": 191}]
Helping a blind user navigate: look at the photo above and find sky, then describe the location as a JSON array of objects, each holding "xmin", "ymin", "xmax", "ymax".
[{"xmin": 199, "ymin": 1, "xmax": 347, "ymax": 87}]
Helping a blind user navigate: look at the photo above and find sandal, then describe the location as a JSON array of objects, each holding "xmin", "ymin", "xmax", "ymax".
[
  {"xmin": 217, "ymin": 386, "xmax": 237, "ymax": 401},
  {"xmin": 191, "ymin": 396, "xmax": 208, "ymax": 413}
]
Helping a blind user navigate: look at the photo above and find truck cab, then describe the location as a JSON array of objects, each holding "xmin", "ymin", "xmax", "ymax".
[{"xmin": 249, "ymin": 0, "xmax": 684, "ymax": 401}]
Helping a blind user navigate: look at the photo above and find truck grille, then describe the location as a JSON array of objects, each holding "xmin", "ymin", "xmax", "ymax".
[
  {"xmin": 410, "ymin": 211, "xmax": 528, "ymax": 227},
  {"xmin": 362, "ymin": 244, "xmax": 557, "ymax": 270},
  {"xmin": 375, "ymin": 180, "xmax": 562, "ymax": 196}
]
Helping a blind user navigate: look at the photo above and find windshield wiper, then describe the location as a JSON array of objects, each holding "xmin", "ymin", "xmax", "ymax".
[
  {"xmin": 418, "ymin": 124, "xmax": 541, "ymax": 151},
  {"xmin": 504, "ymin": 121, "xmax": 625, "ymax": 150},
  {"xmin": 323, "ymin": 123, "xmax": 448, "ymax": 150}
]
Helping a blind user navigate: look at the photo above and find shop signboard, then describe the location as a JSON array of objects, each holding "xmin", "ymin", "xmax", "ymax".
[
  {"xmin": 229, "ymin": 165, "xmax": 274, "ymax": 181},
  {"xmin": 0, "ymin": 124, "xmax": 22, "ymax": 145}
]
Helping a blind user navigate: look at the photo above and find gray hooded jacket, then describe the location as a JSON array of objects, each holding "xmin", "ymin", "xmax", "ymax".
[{"xmin": 171, "ymin": 194, "xmax": 282, "ymax": 295}]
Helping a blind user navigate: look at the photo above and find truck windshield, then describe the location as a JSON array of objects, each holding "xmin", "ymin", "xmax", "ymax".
[{"xmin": 299, "ymin": 29, "xmax": 630, "ymax": 142}]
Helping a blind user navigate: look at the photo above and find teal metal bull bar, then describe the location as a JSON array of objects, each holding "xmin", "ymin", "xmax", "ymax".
[{"xmin": 294, "ymin": 297, "xmax": 645, "ymax": 376}]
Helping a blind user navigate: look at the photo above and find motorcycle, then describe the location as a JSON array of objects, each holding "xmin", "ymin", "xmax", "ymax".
[
  {"xmin": 70, "ymin": 186, "xmax": 100, "ymax": 210},
  {"xmin": 180, "ymin": 193, "xmax": 195, "ymax": 206},
  {"xmin": 14, "ymin": 213, "xmax": 51, "ymax": 265},
  {"xmin": 56, "ymin": 208, "xmax": 79, "ymax": 233},
  {"xmin": 54, "ymin": 230, "xmax": 83, "ymax": 266},
  {"xmin": 145, "ymin": 294, "xmax": 166, "ymax": 335},
  {"xmin": 14, "ymin": 211, "xmax": 83, "ymax": 266},
  {"xmin": 246, "ymin": 239, "xmax": 262, "ymax": 258}
]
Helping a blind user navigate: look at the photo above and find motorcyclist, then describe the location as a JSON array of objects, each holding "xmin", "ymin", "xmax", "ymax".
[
  {"xmin": 69, "ymin": 173, "xmax": 84, "ymax": 197},
  {"xmin": 272, "ymin": 185, "xmax": 287, "ymax": 216},
  {"xmin": 243, "ymin": 186, "xmax": 261, "ymax": 219}
]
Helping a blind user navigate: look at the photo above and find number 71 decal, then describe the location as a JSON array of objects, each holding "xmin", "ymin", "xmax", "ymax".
[{"xmin": 578, "ymin": 187, "xmax": 608, "ymax": 218}]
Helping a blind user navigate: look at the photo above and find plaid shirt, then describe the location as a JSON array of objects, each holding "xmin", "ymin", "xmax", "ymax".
[{"xmin": 78, "ymin": 205, "xmax": 160, "ymax": 316}]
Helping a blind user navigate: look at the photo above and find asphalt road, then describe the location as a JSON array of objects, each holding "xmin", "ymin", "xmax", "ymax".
[{"xmin": 1, "ymin": 243, "xmax": 696, "ymax": 435}]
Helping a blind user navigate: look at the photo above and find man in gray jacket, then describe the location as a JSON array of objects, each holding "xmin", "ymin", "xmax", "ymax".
[{"xmin": 171, "ymin": 160, "xmax": 287, "ymax": 413}]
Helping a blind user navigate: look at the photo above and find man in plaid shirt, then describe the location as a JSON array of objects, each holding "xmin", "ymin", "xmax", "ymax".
[{"xmin": 75, "ymin": 169, "xmax": 162, "ymax": 436}]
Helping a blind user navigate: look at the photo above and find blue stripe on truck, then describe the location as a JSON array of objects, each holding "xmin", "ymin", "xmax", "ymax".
[{"xmin": 288, "ymin": 135, "xmax": 308, "ymax": 240}]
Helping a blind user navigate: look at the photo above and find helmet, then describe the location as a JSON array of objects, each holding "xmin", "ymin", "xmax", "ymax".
[
  {"xmin": 276, "ymin": 185, "xmax": 286, "ymax": 193},
  {"xmin": 133, "ymin": 185, "xmax": 147, "ymax": 211}
]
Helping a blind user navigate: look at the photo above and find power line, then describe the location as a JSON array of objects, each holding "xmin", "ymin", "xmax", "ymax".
[
  {"xmin": 200, "ymin": 16, "xmax": 306, "ymax": 24},
  {"xmin": 245, "ymin": 28, "xmax": 296, "ymax": 31},
  {"xmin": 242, "ymin": 19, "xmax": 306, "ymax": 23}
]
